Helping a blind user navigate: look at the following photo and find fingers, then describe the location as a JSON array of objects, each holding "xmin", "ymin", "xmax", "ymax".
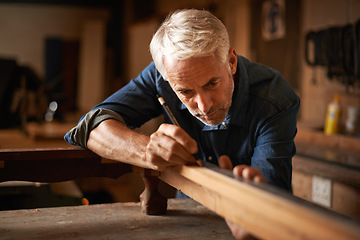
[
  {"xmin": 218, "ymin": 155, "xmax": 233, "ymax": 171},
  {"xmin": 233, "ymin": 165, "xmax": 267, "ymax": 183},
  {"xmin": 217, "ymin": 155, "xmax": 267, "ymax": 184},
  {"xmin": 225, "ymin": 219, "xmax": 256, "ymax": 240},
  {"xmin": 148, "ymin": 131, "xmax": 195, "ymax": 163},
  {"xmin": 143, "ymin": 153, "xmax": 178, "ymax": 171},
  {"xmin": 157, "ymin": 124, "xmax": 198, "ymax": 154},
  {"xmin": 145, "ymin": 124, "xmax": 198, "ymax": 170}
]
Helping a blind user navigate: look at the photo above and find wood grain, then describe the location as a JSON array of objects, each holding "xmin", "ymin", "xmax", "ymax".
[
  {"xmin": 0, "ymin": 198, "xmax": 232, "ymax": 240},
  {"xmin": 159, "ymin": 165, "xmax": 360, "ymax": 240}
]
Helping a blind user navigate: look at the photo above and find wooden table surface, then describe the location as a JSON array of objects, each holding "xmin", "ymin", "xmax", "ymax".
[{"xmin": 0, "ymin": 198, "xmax": 233, "ymax": 240}]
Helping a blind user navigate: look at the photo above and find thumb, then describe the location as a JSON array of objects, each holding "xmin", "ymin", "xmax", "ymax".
[{"xmin": 218, "ymin": 155, "xmax": 233, "ymax": 171}]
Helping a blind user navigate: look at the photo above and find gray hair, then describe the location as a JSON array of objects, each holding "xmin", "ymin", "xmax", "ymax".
[{"xmin": 150, "ymin": 9, "xmax": 230, "ymax": 79}]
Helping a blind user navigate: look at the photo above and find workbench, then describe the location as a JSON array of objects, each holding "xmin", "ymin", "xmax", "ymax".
[
  {"xmin": 0, "ymin": 198, "xmax": 233, "ymax": 240},
  {"xmin": 1, "ymin": 131, "xmax": 360, "ymax": 239}
]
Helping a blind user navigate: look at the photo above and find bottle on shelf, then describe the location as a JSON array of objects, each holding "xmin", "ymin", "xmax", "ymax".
[{"xmin": 324, "ymin": 93, "xmax": 341, "ymax": 135}]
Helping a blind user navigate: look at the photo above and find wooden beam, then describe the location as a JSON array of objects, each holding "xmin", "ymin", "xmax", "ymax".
[
  {"xmin": 0, "ymin": 147, "xmax": 132, "ymax": 182},
  {"xmin": 159, "ymin": 165, "xmax": 360, "ymax": 240}
]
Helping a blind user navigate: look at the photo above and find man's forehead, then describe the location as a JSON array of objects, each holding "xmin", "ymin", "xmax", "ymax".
[
  {"xmin": 164, "ymin": 54, "xmax": 220, "ymax": 66},
  {"xmin": 164, "ymin": 55, "xmax": 224, "ymax": 77}
]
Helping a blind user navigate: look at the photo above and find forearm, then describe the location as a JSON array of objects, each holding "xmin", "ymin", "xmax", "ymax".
[{"xmin": 87, "ymin": 119, "xmax": 151, "ymax": 169}]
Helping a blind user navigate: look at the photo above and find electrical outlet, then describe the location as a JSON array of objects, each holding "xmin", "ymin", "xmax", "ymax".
[{"xmin": 312, "ymin": 175, "xmax": 332, "ymax": 208}]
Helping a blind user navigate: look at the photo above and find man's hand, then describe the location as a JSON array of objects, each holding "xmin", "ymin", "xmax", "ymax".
[
  {"xmin": 218, "ymin": 155, "xmax": 266, "ymax": 240},
  {"xmin": 144, "ymin": 123, "xmax": 198, "ymax": 171},
  {"xmin": 218, "ymin": 155, "xmax": 266, "ymax": 183}
]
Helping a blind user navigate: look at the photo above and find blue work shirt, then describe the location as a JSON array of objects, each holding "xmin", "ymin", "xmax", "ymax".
[{"xmin": 65, "ymin": 55, "xmax": 300, "ymax": 192}]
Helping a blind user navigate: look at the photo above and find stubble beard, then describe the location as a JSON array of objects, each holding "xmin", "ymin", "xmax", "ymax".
[{"xmin": 191, "ymin": 75, "xmax": 234, "ymax": 126}]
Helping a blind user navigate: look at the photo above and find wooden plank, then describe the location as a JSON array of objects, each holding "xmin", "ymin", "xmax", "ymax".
[
  {"xmin": 159, "ymin": 165, "xmax": 360, "ymax": 240},
  {"xmin": 296, "ymin": 127, "xmax": 340, "ymax": 148},
  {"xmin": 293, "ymin": 155, "xmax": 360, "ymax": 186},
  {"xmin": 292, "ymin": 170, "xmax": 312, "ymax": 202},
  {"xmin": 0, "ymin": 147, "xmax": 132, "ymax": 182},
  {"xmin": 0, "ymin": 199, "xmax": 232, "ymax": 240},
  {"xmin": 295, "ymin": 142, "xmax": 360, "ymax": 169},
  {"xmin": 332, "ymin": 182, "xmax": 360, "ymax": 221},
  {"xmin": 296, "ymin": 127, "xmax": 360, "ymax": 154},
  {"xmin": 0, "ymin": 147, "xmax": 98, "ymax": 161}
]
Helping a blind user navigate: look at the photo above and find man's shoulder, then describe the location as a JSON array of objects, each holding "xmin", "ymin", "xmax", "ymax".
[
  {"xmin": 237, "ymin": 55, "xmax": 281, "ymax": 88},
  {"xmin": 138, "ymin": 61, "xmax": 161, "ymax": 79},
  {"xmin": 133, "ymin": 61, "xmax": 168, "ymax": 88},
  {"xmin": 241, "ymin": 60, "xmax": 299, "ymax": 111}
]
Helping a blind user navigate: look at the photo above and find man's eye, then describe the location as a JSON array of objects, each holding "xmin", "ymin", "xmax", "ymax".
[
  {"xmin": 179, "ymin": 89, "xmax": 191, "ymax": 95},
  {"xmin": 205, "ymin": 81, "xmax": 219, "ymax": 88}
]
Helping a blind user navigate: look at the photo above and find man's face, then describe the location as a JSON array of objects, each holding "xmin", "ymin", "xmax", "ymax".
[{"xmin": 164, "ymin": 49, "xmax": 237, "ymax": 126}]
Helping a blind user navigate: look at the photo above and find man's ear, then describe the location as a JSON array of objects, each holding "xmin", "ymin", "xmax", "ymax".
[{"xmin": 228, "ymin": 48, "xmax": 237, "ymax": 75}]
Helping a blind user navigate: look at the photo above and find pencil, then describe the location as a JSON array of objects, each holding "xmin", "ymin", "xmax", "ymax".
[
  {"xmin": 156, "ymin": 94, "xmax": 203, "ymax": 166},
  {"xmin": 157, "ymin": 95, "xmax": 180, "ymax": 126}
]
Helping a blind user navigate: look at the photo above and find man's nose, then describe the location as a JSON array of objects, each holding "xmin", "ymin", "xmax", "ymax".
[{"xmin": 195, "ymin": 92, "xmax": 212, "ymax": 113}]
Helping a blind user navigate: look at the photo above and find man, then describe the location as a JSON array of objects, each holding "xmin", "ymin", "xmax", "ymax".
[{"xmin": 65, "ymin": 9, "xmax": 299, "ymax": 239}]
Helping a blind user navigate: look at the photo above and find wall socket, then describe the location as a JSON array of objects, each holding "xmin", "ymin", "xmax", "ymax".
[{"xmin": 312, "ymin": 175, "xmax": 332, "ymax": 208}]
